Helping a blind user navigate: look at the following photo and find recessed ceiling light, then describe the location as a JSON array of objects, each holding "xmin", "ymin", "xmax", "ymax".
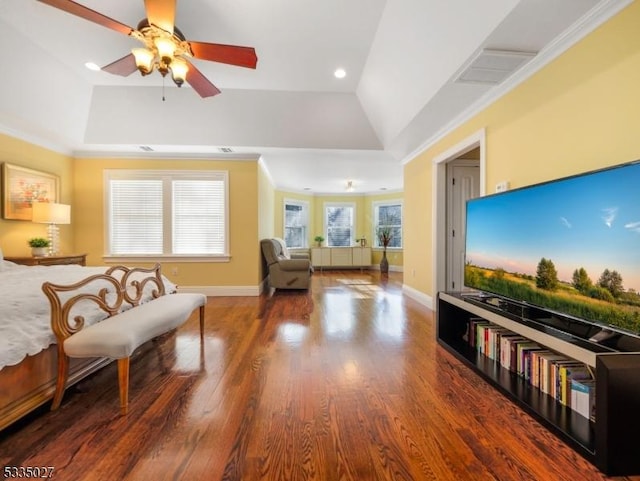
[
  {"xmin": 334, "ymin": 68, "xmax": 346, "ymax": 79},
  {"xmin": 85, "ymin": 62, "xmax": 101, "ymax": 71},
  {"xmin": 304, "ymin": 187, "xmax": 312, "ymax": 191}
]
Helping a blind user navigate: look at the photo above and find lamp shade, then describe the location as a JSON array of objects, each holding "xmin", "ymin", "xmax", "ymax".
[
  {"xmin": 171, "ymin": 57, "xmax": 189, "ymax": 86},
  {"xmin": 132, "ymin": 47, "xmax": 155, "ymax": 74},
  {"xmin": 32, "ymin": 202, "xmax": 71, "ymax": 224}
]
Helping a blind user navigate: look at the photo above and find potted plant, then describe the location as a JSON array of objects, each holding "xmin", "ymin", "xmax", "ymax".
[
  {"xmin": 378, "ymin": 227, "xmax": 392, "ymax": 274},
  {"xmin": 28, "ymin": 237, "xmax": 50, "ymax": 257},
  {"xmin": 314, "ymin": 235, "xmax": 325, "ymax": 247}
]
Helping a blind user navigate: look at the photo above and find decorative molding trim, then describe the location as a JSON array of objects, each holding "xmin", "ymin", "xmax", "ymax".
[
  {"xmin": 402, "ymin": 284, "xmax": 433, "ymax": 310},
  {"xmin": 401, "ymin": 0, "xmax": 633, "ymax": 166},
  {"xmin": 176, "ymin": 285, "xmax": 261, "ymax": 297},
  {"xmin": 258, "ymin": 156, "xmax": 276, "ymax": 187},
  {"xmin": 0, "ymin": 123, "xmax": 72, "ymax": 156},
  {"xmin": 369, "ymin": 264, "xmax": 404, "ymax": 273},
  {"xmin": 76, "ymin": 150, "xmax": 261, "ymax": 161}
]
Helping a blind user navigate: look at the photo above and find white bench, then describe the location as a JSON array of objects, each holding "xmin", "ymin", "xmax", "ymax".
[{"xmin": 42, "ymin": 264, "xmax": 207, "ymax": 414}]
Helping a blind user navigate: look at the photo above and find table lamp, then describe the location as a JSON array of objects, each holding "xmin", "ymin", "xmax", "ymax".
[{"xmin": 32, "ymin": 202, "xmax": 71, "ymax": 256}]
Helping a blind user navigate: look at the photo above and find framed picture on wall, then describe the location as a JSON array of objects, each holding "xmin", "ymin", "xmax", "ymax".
[{"xmin": 1, "ymin": 163, "xmax": 60, "ymax": 220}]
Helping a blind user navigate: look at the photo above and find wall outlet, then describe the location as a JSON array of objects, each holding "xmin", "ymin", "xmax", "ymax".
[
  {"xmin": 171, "ymin": 267, "xmax": 179, "ymax": 276},
  {"xmin": 495, "ymin": 180, "xmax": 510, "ymax": 193}
]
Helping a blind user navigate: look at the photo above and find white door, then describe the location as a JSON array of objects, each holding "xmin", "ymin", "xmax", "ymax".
[{"xmin": 446, "ymin": 162, "xmax": 480, "ymax": 291}]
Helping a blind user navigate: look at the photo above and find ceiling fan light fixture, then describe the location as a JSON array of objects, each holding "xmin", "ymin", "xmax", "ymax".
[
  {"xmin": 37, "ymin": 0, "xmax": 257, "ymax": 98},
  {"xmin": 171, "ymin": 57, "xmax": 189, "ymax": 86},
  {"xmin": 154, "ymin": 36, "xmax": 176, "ymax": 65},
  {"xmin": 132, "ymin": 47, "xmax": 155, "ymax": 75}
]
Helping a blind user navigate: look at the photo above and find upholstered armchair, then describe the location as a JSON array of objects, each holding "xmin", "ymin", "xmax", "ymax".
[{"xmin": 260, "ymin": 239, "xmax": 312, "ymax": 289}]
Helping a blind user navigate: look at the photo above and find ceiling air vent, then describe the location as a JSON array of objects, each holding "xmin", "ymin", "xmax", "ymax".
[
  {"xmin": 455, "ymin": 49, "xmax": 536, "ymax": 85},
  {"xmin": 219, "ymin": 147, "xmax": 234, "ymax": 153},
  {"xmin": 139, "ymin": 145, "xmax": 154, "ymax": 152}
]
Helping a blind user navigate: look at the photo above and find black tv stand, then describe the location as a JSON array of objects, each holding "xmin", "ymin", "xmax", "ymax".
[{"xmin": 437, "ymin": 291, "xmax": 640, "ymax": 476}]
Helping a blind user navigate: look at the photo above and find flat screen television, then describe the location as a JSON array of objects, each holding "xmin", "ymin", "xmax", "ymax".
[{"xmin": 464, "ymin": 159, "xmax": 640, "ymax": 338}]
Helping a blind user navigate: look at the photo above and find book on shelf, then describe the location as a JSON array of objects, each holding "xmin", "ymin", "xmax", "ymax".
[
  {"xmin": 559, "ymin": 363, "xmax": 592, "ymax": 407},
  {"xmin": 486, "ymin": 325, "xmax": 512, "ymax": 361},
  {"xmin": 537, "ymin": 352, "xmax": 569, "ymax": 395},
  {"xmin": 516, "ymin": 342, "xmax": 544, "ymax": 379},
  {"xmin": 469, "ymin": 318, "xmax": 489, "ymax": 349},
  {"xmin": 550, "ymin": 359, "xmax": 582, "ymax": 401},
  {"xmin": 463, "ymin": 317, "xmax": 484, "ymax": 344},
  {"xmin": 530, "ymin": 350, "xmax": 551, "ymax": 388},
  {"xmin": 509, "ymin": 339, "xmax": 533, "ymax": 373},
  {"xmin": 499, "ymin": 334, "xmax": 526, "ymax": 371},
  {"xmin": 571, "ymin": 378, "xmax": 596, "ymax": 421}
]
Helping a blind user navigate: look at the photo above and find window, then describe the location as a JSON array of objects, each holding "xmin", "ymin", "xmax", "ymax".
[
  {"xmin": 284, "ymin": 199, "xmax": 309, "ymax": 248},
  {"xmin": 374, "ymin": 201, "xmax": 402, "ymax": 248},
  {"xmin": 325, "ymin": 203, "xmax": 355, "ymax": 247},
  {"xmin": 105, "ymin": 170, "xmax": 229, "ymax": 259}
]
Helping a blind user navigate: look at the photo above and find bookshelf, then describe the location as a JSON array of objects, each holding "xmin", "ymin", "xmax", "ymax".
[{"xmin": 437, "ymin": 291, "xmax": 640, "ymax": 476}]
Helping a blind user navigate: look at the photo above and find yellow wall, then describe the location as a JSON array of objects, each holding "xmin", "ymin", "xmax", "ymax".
[
  {"xmin": 403, "ymin": 1, "xmax": 640, "ymax": 298},
  {"xmin": 274, "ymin": 190, "xmax": 404, "ymax": 267},
  {"xmin": 73, "ymin": 157, "xmax": 261, "ymax": 287},
  {"xmin": 0, "ymin": 134, "xmax": 75, "ymax": 256}
]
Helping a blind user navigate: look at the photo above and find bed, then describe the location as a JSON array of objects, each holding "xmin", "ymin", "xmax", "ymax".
[{"xmin": 0, "ymin": 256, "xmax": 177, "ymax": 430}]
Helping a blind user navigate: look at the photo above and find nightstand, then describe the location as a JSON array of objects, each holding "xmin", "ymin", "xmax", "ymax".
[{"xmin": 5, "ymin": 254, "xmax": 87, "ymax": 266}]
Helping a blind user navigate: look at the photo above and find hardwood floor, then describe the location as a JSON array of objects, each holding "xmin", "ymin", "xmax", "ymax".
[{"xmin": 1, "ymin": 271, "xmax": 637, "ymax": 481}]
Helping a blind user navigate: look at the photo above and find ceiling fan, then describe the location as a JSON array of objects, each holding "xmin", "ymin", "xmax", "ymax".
[{"xmin": 37, "ymin": 0, "xmax": 258, "ymax": 98}]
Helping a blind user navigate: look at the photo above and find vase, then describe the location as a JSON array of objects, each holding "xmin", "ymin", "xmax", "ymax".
[
  {"xmin": 380, "ymin": 249, "xmax": 389, "ymax": 274},
  {"xmin": 31, "ymin": 247, "xmax": 48, "ymax": 257}
]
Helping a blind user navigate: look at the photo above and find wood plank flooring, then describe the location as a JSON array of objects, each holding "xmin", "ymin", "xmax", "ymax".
[{"xmin": 1, "ymin": 271, "xmax": 638, "ymax": 481}]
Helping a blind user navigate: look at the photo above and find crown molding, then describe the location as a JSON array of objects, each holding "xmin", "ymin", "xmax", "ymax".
[
  {"xmin": 401, "ymin": 0, "xmax": 633, "ymax": 166},
  {"xmin": 0, "ymin": 123, "xmax": 72, "ymax": 156}
]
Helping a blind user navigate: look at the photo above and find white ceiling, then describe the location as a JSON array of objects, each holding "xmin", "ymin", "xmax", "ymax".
[{"xmin": 0, "ymin": 0, "xmax": 625, "ymax": 194}]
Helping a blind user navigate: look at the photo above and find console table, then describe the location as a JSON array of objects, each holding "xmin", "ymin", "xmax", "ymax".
[
  {"xmin": 5, "ymin": 254, "xmax": 87, "ymax": 266},
  {"xmin": 437, "ymin": 291, "xmax": 640, "ymax": 475},
  {"xmin": 311, "ymin": 247, "xmax": 371, "ymax": 270}
]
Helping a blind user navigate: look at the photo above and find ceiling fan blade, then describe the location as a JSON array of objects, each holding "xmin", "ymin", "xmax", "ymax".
[
  {"xmin": 37, "ymin": 0, "xmax": 132, "ymax": 35},
  {"xmin": 144, "ymin": 0, "xmax": 176, "ymax": 34},
  {"xmin": 102, "ymin": 54, "xmax": 138, "ymax": 77},
  {"xmin": 185, "ymin": 60, "xmax": 221, "ymax": 98},
  {"xmin": 190, "ymin": 42, "xmax": 257, "ymax": 69}
]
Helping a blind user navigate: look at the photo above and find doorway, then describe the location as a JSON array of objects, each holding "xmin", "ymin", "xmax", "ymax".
[
  {"xmin": 432, "ymin": 129, "xmax": 486, "ymax": 298},
  {"xmin": 446, "ymin": 156, "xmax": 480, "ymax": 291}
]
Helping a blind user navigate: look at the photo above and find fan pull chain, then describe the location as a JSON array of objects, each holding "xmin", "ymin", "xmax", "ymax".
[{"xmin": 162, "ymin": 76, "xmax": 166, "ymax": 102}]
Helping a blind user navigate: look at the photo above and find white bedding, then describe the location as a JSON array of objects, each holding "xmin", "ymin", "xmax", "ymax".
[{"xmin": 0, "ymin": 260, "xmax": 177, "ymax": 369}]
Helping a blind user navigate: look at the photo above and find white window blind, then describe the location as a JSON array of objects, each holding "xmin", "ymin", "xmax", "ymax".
[
  {"xmin": 284, "ymin": 200, "xmax": 308, "ymax": 248},
  {"xmin": 173, "ymin": 179, "xmax": 226, "ymax": 255},
  {"xmin": 374, "ymin": 201, "xmax": 403, "ymax": 248},
  {"xmin": 106, "ymin": 170, "xmax": 228, "ymax": 258},
  {"xmin": 326, "ymin": 204, "xmax": 354, "ymax": 247},
  {"xmin": 110, "ymin": 180, "xmax": 163, "ymax": 255}
]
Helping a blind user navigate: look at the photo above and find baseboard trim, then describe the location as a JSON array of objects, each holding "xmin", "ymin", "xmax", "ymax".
[
  {"xmin": 369, "ymin": 264, "xmax": 404, "ymax": 272},
  {"xmin": 402, "ymin": 284, "xmax": 433, "ymax": 310},
  {"xmin": 176, "ymin": 285, "xmax": 261, "ymax": 296}
]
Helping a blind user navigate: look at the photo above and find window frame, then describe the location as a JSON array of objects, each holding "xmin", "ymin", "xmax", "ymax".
[
  {"xmin": 283, "ymin": 198, "xmax": 309, "ymax": 248},
  {"xmin": 323, "ymin": 202, "xmax": 356, "ymax": 248},
  {"xmin": 373, "ymin": 200, "xmax": 403, "ymax": 249},
  {"xmin": 103, "ymin": 169, "xmax": 230, "ymax": 263}
]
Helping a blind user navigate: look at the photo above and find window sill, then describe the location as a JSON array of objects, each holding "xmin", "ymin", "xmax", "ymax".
[{"xmin": 103, "ymin": 254, "xmax": 231, "ymax": 263}]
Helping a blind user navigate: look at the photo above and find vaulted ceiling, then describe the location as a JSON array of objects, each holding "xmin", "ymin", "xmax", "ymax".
[{"xmin": 0, "ymin": 0, "xmax": 625, "ymax": 193}]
